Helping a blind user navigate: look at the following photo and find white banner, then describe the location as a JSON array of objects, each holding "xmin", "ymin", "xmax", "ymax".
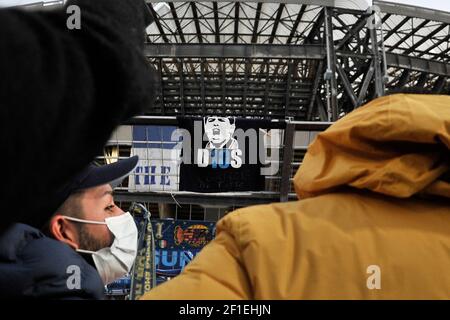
[{"xmin": 128, "ymin": 147, "xmax": 180, "ymax": 192}]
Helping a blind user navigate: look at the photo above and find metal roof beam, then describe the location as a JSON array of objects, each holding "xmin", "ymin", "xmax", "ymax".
[
  {"xmin": 190, "ymin": 2, "xmax": 203, "ymax": 43},
  {"xmin": 416, "ymin": 33, "xmax": 450, "ymax": 58},
  {"xmin": 440, "ymin": 47, "xmax": 450, "ymax": 62},
  {"xmin": 402, "ymin": 24, "xmax": 448, "ymax": 55},
  {"xmin": 213, "ymin": 2, "xmax": 220, "ymax": 43},
  {"xmin": 387, "ymin": 19, "xmax": 430, "ymax": 52},
  {"xmin": 287, "ymin": 5, "xmax": 307, "ymax": 44},
  {"xmin": 148, "ymin": 4, "xmax": 170, "ymax": 43},
  {"xmin": 382, "ymin": 16, "xmax": 410, "ymax": 43},
  {"xmin": 357, "ymin": 60, "xmax": 375, "ymax": 104},
  {"xmin": 386, "ymin": 53, "xmax": 450, "ymax": 76},
  {"xmin": 234, "ymin": 2, "xmax": 240, "ymax": 43},
  {"xmin": 144, "ymin": 45, "xmax": 450, "ymax": 76},
  {"xmin": 269, "ymin": 3, "xmax": 286, "ymax": 44},
  {"xmin": 251, "ymin": 2, "xmax": 263, "ymax": 43},
  {"xmin": 145, "ymin": 1, "xmax": 450, "ymax": 25},
  {"xmin": 168, "ymin": 2, "xmax": 186, "ymax": 43},
  {"xmin": 335, "ymin": 14, "xmax": 369, "ymax": 51},
  {"xmin": 336, "ymin": 63, "xmax": 358, "ymax": 108},
  {"xmin": 144, "ymin": 43, "xmax": 325, "ymax": 59},
  {"xmin": 305, "ymin": 9, "xmax": 325, "ymax": 44}
]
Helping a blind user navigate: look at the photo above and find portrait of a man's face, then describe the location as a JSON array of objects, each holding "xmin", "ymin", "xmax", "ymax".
[{"xmin": 204, "ymin": 116, "xmax": 236, "ymax": 149}]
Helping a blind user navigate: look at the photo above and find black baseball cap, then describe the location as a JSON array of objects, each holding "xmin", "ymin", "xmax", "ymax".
[{"xmin": 56, "ymin": 155, "xmax": 139, "ymax": 206}]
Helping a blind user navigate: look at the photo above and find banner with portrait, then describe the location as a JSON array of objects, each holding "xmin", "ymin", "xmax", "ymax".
[{"xmin": 177, "ymin": 116, "xmax": 271, "ymax": 192}]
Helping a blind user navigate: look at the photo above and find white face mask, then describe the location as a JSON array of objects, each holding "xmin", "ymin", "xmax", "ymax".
[{"xmin": 63, "ymin": 212, "xmax": 138, "ymax": 285}]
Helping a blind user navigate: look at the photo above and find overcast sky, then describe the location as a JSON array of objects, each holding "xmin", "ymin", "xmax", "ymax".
[
  {"xmin": 1, "ymin": 0, "xmax": 450, "ymax": 13},
  {"xmin": 388, "ymin": 0, "xmax": 450, "ymax": 13}
]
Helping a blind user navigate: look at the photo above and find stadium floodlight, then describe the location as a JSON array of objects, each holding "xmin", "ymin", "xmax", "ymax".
[
  {"xmin": 151, "ymin": 2, "xmax": 170, "ymax": 13},
  {"xmin": 0, "ymin": 0, "xmax": 64, "ymax": 8}
]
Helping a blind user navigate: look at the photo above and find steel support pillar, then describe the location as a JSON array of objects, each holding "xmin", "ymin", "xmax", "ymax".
[
  {"xmin": 279, "ymin": 122, "xmax": 295, "ymax": 202},
  {"xmin": 324, "ymin": 7, "xmax": 338, "ymax": 121}
]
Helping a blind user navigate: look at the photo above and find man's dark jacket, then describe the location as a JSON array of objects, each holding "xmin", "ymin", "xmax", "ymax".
[
  {"xmin": 0, "ymin": 223, "xmax": 104, "ymax": 299},
  {"xmin": 0, "ymin": 0, "xmax": 158, "ymax": 232}
]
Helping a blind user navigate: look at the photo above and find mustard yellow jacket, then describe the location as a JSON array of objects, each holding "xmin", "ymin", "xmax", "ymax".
[{"xmin": 142, "ymin": 94, "xmax": 450, "ymax": 299}]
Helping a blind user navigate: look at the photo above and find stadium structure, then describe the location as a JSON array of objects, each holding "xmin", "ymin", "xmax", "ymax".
[
  {"xmin": 12, "ymin": 0, "xmax": 450, "ymax": 227},
  {"xmin": 9, "ymin": 0, "xmax": 450, "ymax": 295},
  {"xmin": 13, "ymin": 0, "xmax": 450, "ymax": 217},
  {"xmin": 126, "ymin": 0, "xmax": 449, "ymax": 218}
]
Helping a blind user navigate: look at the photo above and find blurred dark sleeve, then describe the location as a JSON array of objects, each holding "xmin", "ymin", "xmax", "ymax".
[{"xmin": 0, "ymin": 0, "xmax": 159, "ymax": 232}]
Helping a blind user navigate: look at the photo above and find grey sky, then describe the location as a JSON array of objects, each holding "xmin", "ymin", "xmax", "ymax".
[
  {"xmin": 387, "ymin": 0, "xmax": 450, "ymax": 13},
  {"xmin": 1, "ymin": 0, "xmax": 450, "ymax": 13}
]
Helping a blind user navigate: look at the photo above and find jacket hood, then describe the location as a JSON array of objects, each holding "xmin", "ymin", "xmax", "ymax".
[{"xmin": 294, "ymin": 94, "xmax": 450, "ymax": 199}]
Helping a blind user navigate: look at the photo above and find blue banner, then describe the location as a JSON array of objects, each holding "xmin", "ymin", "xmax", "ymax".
[{"xmin": 105, "ymin": 218, "xmax": 216, "ymax": 297}]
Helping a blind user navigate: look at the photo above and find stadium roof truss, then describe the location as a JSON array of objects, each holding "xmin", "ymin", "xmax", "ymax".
[
  {"xmin": 143, "ymin": 0, "xmax": 450, "ymax": 121},
  {"xmin": 12, "ymin": 0, "xmax": 450, "ymax": 204}
]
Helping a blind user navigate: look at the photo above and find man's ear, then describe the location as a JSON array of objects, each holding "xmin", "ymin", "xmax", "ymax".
[{"xmin": 49, "ymin": 215, "xmax": 79, "ymax": 250}]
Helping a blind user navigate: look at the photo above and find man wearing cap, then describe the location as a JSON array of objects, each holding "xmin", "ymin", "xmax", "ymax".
[{"xmin": 0, "ymin": 156, "xmax": 139, "ymax": 299}]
